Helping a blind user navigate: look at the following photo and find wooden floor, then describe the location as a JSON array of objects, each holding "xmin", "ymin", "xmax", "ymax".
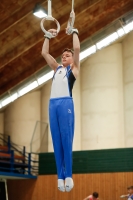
[{"xmin": 7, "ymin": 172, "xmax": 133, "ymax": 200}]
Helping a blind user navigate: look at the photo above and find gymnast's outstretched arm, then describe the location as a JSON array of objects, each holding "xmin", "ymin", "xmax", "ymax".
[
  {"xmin": 73, "ymin": 32, "xmax": 80, "ymax": 66},
  {"xmin": 41, "ymin": 29, "xmax": 59, "ymax": 71}
]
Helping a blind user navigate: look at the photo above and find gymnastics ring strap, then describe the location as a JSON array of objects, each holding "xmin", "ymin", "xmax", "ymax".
[
  {"xmin": 66, "ymin": 0, "xmax": 75, "ymax": 34},
  {"xmin": 40, "ymin": 0, "xmax": 60, "ymax": 37}
]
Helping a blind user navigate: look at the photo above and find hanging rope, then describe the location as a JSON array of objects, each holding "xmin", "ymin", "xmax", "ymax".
[{"xmin": 72, "ymin": 0, "xmax": 74, "ymax": 11}]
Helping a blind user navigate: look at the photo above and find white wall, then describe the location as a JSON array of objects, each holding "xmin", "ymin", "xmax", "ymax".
[
  {"xmin": 0, "ymin": 113, "xmax": 4, "ymax": 145},
  {"xmin": 0, "ymin": 113, "xmax": 4, "ymax": 134},
  {"xmin": 81, "ymin": 43, "xmax": 125, "ymax": 150},
  {"xmin": 122, "ymin": 32, "xmax": 133, "ymax": 147},
  {"xmin": 72, "ymin": 75, "xmax": 81, "ymax": 150},
  {"xmin": 4, "ymin": 91, "xmax": 41, "ymax": 152},
  {"xmin": 41, "ymin": 80, "xmax": 53, "ymax": 152}
]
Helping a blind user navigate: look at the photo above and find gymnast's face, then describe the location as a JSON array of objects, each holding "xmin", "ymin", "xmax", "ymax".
[
  {"xmin": 129, "ymin": 188, "xmax": 133, "ymax": 195},
  {"xmin": 61, "ymin": 51, "xmax": 73, "ymax": 67}
]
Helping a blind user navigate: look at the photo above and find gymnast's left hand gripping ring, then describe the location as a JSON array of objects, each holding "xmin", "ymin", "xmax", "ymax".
[{"xmin": 40, "ymin": 17, "xmax": 60, "ymax": 38}]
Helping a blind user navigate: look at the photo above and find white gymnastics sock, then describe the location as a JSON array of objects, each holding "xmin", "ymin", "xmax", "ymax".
[
  {"xmin": 58, "ymin": 179, "xmax": 65, "ymax": 192},
  {"xmin": 65, "ymin": 177, "xmax": 74, "ymax": 192}
]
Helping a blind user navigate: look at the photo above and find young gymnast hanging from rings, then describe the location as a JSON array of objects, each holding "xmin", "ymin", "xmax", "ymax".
[
  {"xmin": 41, "ymin": 27, "xmax": 80, "ymax": 192},
  {"xmin": 41, "ymin": 0, "xmax": 80, "ymax": 193}
]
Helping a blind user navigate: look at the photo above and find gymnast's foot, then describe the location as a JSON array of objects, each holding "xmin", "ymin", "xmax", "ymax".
[
  {"xmin": 65, "ymin": 177, "xmax": 74, "ymax": 192},
  {"xmin": 58, "ymin": 179, "xmax": 65, "ymax": 192}
]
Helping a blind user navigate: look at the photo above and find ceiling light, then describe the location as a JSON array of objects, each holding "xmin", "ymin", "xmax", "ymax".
[
  {"xmin": 19, "ymin": 81, "xmax": 38, "ymax": 97},
  {"xmin": 33, "ymin": 4, "xmax": 47, "ymax": 18},
  {"xmin": 80, "ymin": 45, "xmax": 96, "ymax": 61},
  {"xmin": 11, "ymin": 93, "xmax": 18, "ymax": 102},
  {"xmin": 38, "ymin": 70, "xmax": 54, "ymax": 85},
  {"xmin": 123, "ymin": 21, "xmax": 133, "ymax": 33},
  {"xmin": 117, "ymin": 28, "xmax": 125, "ymax": 37},
  {"xmin": 1, "ymin": 97, "xmax": 12, "ymax": 107},
  {"xmin": 96, "ymin": 32, "xmax": 118, "ymax": 49}
]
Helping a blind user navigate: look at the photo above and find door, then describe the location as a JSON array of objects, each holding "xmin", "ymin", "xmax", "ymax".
[{"xmin": 0, "ymin": 181, "xmax": 7, "ymax": 200}]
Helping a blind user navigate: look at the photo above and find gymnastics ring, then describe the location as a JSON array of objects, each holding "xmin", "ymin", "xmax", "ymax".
[
  {"xmin": 40, "ymin": 17, "xmax": 60, "ymax": 38},
  {"xmin": 40, "ymin": 0, "xmax": 60, "ymax": 38}
]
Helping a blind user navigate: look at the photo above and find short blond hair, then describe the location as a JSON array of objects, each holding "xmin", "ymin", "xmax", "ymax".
[{"xmin": 62, "ymin": 48, "xmax": 74, "ymax": 55}]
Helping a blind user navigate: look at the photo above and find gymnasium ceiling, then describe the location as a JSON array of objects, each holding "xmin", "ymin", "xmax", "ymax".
[{"xmin": 0, "ymin": 0, "xmax": 133, "ymax": 97}]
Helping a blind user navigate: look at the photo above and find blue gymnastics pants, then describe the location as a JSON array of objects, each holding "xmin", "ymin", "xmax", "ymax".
[{"xmin": 49, "ymin": 97, "xmax": 75, "ymax": 179}]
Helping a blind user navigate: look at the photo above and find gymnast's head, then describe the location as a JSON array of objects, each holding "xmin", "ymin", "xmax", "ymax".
[
  {"xmin": 61, "ymin": 48, "xmax": 74, "ymax": 67},
  {"xmin": 128, "ymin": 186, "xmax": 133, "ymax": 195},
  {"xmin": 92, "ymin": 192, "xmax": 99, "ymax": 199}
]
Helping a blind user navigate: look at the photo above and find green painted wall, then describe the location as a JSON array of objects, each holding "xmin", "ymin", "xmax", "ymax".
[{"xmin": 39, "ymin": 148, "xmax": 133, "ymax": 175}]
